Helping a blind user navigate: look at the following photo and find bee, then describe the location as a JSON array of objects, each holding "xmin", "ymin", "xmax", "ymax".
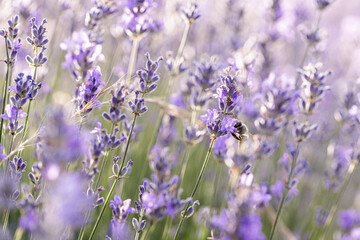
[{"xmin": 231, "ymin": 121, "xmax": 249, "ymax": 144}]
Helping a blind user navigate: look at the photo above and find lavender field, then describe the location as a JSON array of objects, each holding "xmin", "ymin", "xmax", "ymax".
[{"xmin": 0, "ymin": 0, "xmax": 360, "ymax": 239}]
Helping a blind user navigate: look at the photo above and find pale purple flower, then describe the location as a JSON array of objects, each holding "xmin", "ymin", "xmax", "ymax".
[
  {"xmin": 338, "ymin": 209, "xmax": 359, "ymax": 232},
  {"xmin": 76, "ymin": 66, "xmax": 105, "ymax": 114},
  {"xmin": 201, "ymin": 109, "xmax": 237, "ymax": 138},
  {"xmin": 36, "ymin": 107, "xmax": 86, "ymax": 168},
  {"xmin": 110, "ymin": 195, "xmax": 136, "ymax": 222},
  {"xmin": 61, "ymin": 31, "xmax": 104, "ymax": 81},
  {"xmin": 0, "ymin": 104, "xmax": 27, "ymax": 120},
  {"xmin": 0, "ymin": 145, "xmax": 6, "ymax": 160},
  {"xmin": 39, "ymin": 173, "xmax": 92, "ymax": 238}
]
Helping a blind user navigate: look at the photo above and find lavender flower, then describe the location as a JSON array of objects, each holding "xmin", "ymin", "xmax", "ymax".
[
  {"xmin": 9, "ymin": 155, "xmax": 27, "ymax": 180},
  {"xmin": 102, "ymin": 87, "xmax": 127, "ymax": 124},
  {"xmin": 134, "ymin": 145, "xmax": 191, "ymax": 221},
  {"xmin": 298, "ymin": 63, "xmax": 331, "ymax": 114},
  {"xmin": 61, "ymin": 31, "xmax": 104, "ymax": 81},
  {"xmin": 75, "ymin": 66, "xmax": 105, "ymax": 114},
  {"xmin": 39, "ymin": 173, "xmax": 92, "ymax": 238},
  {"xmin": 213, "ymin": 135, "xmax": 229, "ymax": 159},
  {"xmin": 85, "ymin": 0, "xmax": 119, "ymax": 31},
  {"xmin": 181, "ymin": 3, "xmax": 201, "ymax": 24},
  {"xmin": 110, "ymin": 195, "xmax": 136, "ymax": 222},
  {"xmin": 0, "ymin": 104, "xmax": 27, "ymax": 121},
  {"xmin": 128, "ymin": 91, "xmax": 148, "ymax": 115},
  {"xmin": 292, "ymin": 121, "xmax": 318, "ymax": 142},
  {"xmin": 25, "ymin": 18, "xmax": 48, "ymax": 67},
  {"xmin": 0, "ymin": 145, "xmax": 6, "ymax": 161},
  {"xmin": 0, "ymin": 171, "xmax": 19, "ymax": 209},
  {"xmin": 26, "ymin": 18, "xmax": 48, "ymax": 48},
  {"xmin": 10, "ymin": 73, "xmax": 41, "ymax": 108},
  {"xmin": 201, "ymin": 109, "xmax": 237, "ymax": 138},
  {"xmin": 107, "ymin": 221, "xmax": 134, "ymax": 240},
  {"xmin": 87, "ymin": 183, "xmax": 105, "ymax": 207},
  {"xmin": 137, "ymin": 53, "xmax": 163, "ymax": 94},
  {"xmin": 184, "ymin": 125, "xmax": 205, "ymax": 145},
  {"xmin": 0, "ymin": 15, "xmax": 22, "ymax": 65},
  {"xmin": 316, "ymin": 0, "xmax": 334, "ymax": 10},
  {"xmin": 36, "ymin": 107, "xmax": 86, "ymax": 172},
  {"xmin": 215, "ymin": 70, "xmax": 242, "ymax": 112},
  {"xmin": 210, "ymin": 172, "xmax": 270, "ymax": 240},
  {"xmin": 192, "ymin": 57, "xmax": 218, "ymax": 90},
  {"xmin": 324, "ymin": 145, "xmax": 355, "ymax": 190},
  {"xmin": 111, "ymin": 156, "xmax": 133, "ymax": 177},
  {"xmin": 120, "ymin": 0, "xmax": 157, "ymax": 38}
]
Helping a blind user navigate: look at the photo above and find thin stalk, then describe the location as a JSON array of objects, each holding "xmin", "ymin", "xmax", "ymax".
[
  {"xmin": 6, "ymin": 66, "xmax": 13, "ymax": 107},
  {"xmin": 79, "ymin": 117, "xmax": 84, "ymax": 131},
  {"xmin": 5, "ymin": 109, "xmax": 18, "ymax": 172},
  {"xmin": 175, "ymin": 23, "xmax": 191, "ymax": 64},
  {"xmin": 4, "ymin": 134, "xmax": 15, "ymax": 172},
  {"xmin": 21, "ymin": 66, "xmax": 38, "ymax": 142},
  {"xmin": 137, "ymin": 109, "xmax": 164, "ymax": 182},
  {"xmin": 2, "ymin": 209, "xmax": 9, "ymax": 232},
  {"xmin": 295, "ymin": 11, "xmax": 322, "ymax": 87},
  {"xmin": 0, "ymin": 37, "xmax": 11, "ymax": 145},
  {"xmin": 161, "ymin": 217, "xmax": 171, "ymax": 240},
  {"xmin": 210, "ymin": 162, "xmax": 223, "ymax": 208},
  {"xmin": 20, "ymin": 102, "xmax": 32, "ymax": 142},
  {"xmin": 77, "ymin": 210, "xmax": 91, "ymax": 240},
  {"xmin": 94, "ymin": 150, "xmax": 110, "ymax": 189},
  {"xmin": 88, "ymin": 115, "xmax": 137, "ymax": 240},
  {"xmin": 14, "ymin": 227, "xmax": 23, "ymax": 240},
  {"xmin": 140, "ymin": 19, "xmax": 193, "ymax": 169},
  {"xmin": 125, "ymin": 38, "xmax": 140, "ymax": 85},
  {"xmin": 95, "ymin": 124, "xmax": 115, "ymax": 188},
  {"xmin": 173, "ymin": 138, "xmax": 216, "ymax": 240},
  {"xmin": 319, "ymin": 161, "xmax": 357, "ymax": 240},
  {"xmin": 269, "ymin": 142, "xmax": 301, "ymax": 240},
  {"xmin": 178, "ymin": 145, "xmax": 191, "ymax": 188},
  {"xmin": 134, "ymin": 211, "xmax": 144, "ymax": 240}
]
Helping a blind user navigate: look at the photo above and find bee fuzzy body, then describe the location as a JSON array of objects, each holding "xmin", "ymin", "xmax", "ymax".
[{"xmin": 231, "ymin": 121, "xmax": 248, "ymax": 143}]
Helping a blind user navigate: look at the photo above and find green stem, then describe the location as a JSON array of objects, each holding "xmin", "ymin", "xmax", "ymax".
[
  {"xmin": 20, "ymin": 101, "xmax": 32, "ymax": 142},
  {"xmin": 94, "ymin": 150, "xmax": 110, "ymax": 189},
  {"xmin": 6, "ymin": 66, "xmax": 13, "ymax": 107},
  {"xmin": 210, "ymin": 162, "xmax": 223, "ymax": 208},
  {"xmin": 178, "ymin": 145, "xmax": 191, "ymax": 188},
  {"xmin": 269, "ymin": 142, "xmax": 301, "ymax": 240},
  {"xmin": 2, "ymin": 209, "xmax": 9, "ymax": 232},
  {"xmin": 173, "ymin": 137, "xmax": 216, "ymax": 240},
  {"xmin": 77, "ymin": 210, "xmax": 91, "ymax": 240},
  {"xmin": 14, "ymin": 227, "xmax": 23, "ymax": 240},
  {"xmin": 175, "ymin": 23, "xmax": 191, "ymax": 66},
  {"xmin": 319, "ymin": 161, "xmax": 357, "ymax": 239},
  {"xmin": 0, "ymin": 37, "xmax": 11, "ymax": 145},
  {"xmin": 20, "ymin": 65, "xmax": 38, "ymax": 143},
  {"xmin": 295, "ymin": 11, "xmax": 322, "ymax": 87},
  {"xmin": 125, "ymin": 38, "xmax": 140, "ymax": 85},
  {"xmin": 133, "ymin": 108, "xmax": 163, "ymax": 198},
  {"xmin": 161, "ymin": 217, "xmax": 172, "ymax": 240},
  {"xmin": 134, "ymin": 212, "xmax": 144, "ymax": 240},
  {"xmin": 94, "ymin": 124, "xmax": 115, "ymax": 188},
  {"xmin": 88, "ymin": 114, "xmax": 137, "ymax": 240},
  {"xmin": 4, "ymin": 134, "xmax": 15, "ymax": 172}
]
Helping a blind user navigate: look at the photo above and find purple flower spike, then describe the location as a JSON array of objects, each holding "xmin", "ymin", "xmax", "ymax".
[{"xmin": 0, "ymin": 105, "xmax": 27, "ymax": 121}]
